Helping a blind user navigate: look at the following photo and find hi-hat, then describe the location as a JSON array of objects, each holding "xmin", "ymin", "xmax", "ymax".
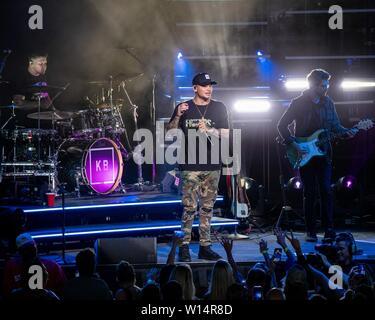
[{"xmin": 27, "ymin": 110, "xmax": 75, "ymax": 120}]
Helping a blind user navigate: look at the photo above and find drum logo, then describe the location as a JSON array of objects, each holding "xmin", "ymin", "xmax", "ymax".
[{"xmin": 88, "ymin": 147, "xmax": 115, "ymax": 185}]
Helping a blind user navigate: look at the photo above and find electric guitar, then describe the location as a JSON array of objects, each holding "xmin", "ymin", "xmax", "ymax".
[{"xmin": 286, "ymin": 118, "xmax": 374, "ymax": 169}]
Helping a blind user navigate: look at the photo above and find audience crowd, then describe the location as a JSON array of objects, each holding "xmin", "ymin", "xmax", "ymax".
[{"xmin": 1, "ymin": 229, "xmax": 374, "ymax": 301}]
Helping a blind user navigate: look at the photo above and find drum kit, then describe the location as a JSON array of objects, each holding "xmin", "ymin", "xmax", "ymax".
[{"xmin": 0, "ymin": 73, "xmax": 143, "ymax": 197}]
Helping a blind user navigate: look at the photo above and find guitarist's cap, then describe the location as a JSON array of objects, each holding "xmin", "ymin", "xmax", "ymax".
[{"xmin": 192, "ymin": 73, "xmax": 218, "ymax": 86}]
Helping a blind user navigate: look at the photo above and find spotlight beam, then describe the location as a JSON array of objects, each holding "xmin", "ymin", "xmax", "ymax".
[
  {"xmin": 234, "ymin": 99, "xmax": 271, "ymax": 113},
  {"xmin": 341, "ymin": 80, "xmax": 375, "ymax": 90}
]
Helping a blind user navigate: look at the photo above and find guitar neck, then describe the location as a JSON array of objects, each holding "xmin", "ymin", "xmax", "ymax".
[{"xmin": 319, "ymin": 118, "xmax": 373, "ymax": 143}]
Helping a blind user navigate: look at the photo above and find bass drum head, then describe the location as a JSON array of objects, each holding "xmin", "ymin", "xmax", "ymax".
[
  {"xmin": 83, "ymin": 138, "xmax": 123, "ymax": 194},
  {"xmin": 57, "ymin": 138, "xmax": 123, "ymax": 194}
]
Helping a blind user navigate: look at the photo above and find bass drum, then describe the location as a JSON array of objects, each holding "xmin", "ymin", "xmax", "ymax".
[{"xmin": 57, "ymin": 138, "xmax": 123, "ymax": 194}]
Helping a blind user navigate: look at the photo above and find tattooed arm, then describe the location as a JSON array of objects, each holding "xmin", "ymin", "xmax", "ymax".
[{"xmin": 166, "ymin": 102, "xmax": 188, "ymax": 130}]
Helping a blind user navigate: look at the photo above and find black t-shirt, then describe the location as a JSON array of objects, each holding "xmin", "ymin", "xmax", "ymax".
[
  {"xmin": 13, "ymin": 69, "xmax": 48, "ymax": 99},
  {"xmin": 11, "ymin": 70, "xmax": 50, "ymax": 129},
  {"xmin": 169, "ymin": 99, "xmax": 229, "ymax": 171}
]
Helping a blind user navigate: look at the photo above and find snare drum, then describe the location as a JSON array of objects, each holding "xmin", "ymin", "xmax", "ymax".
[{"xmin": 56, "ymin": 137, "xmax": 123, "ymax": 194}]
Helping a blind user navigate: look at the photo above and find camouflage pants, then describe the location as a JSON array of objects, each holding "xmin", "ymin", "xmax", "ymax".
[{"xmin": 180, "ymin": 170, "xmax": 221, "ymax": 247}]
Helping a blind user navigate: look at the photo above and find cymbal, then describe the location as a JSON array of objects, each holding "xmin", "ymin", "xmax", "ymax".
[
  {"xmin": 113, "ymin": 72, "xmax": 144, "ymax": 82},
  {"xmin": 95, "ymin": 99, "xmax": 124, "ymax": 109},
  {"xmin": 87, "ymin": 73, "xmax": 143, "ymax": 85},
  {"xmin": 27, "ymin": 111, "xmax": 75, "ymax": 120},
  {"xmin": 26, "ymin": 85, "xmax": 66, "ymax": 95}
]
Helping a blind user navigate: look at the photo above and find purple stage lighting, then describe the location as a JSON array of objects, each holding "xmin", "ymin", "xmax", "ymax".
[
  {"xmin": 288, "ymin": 177, "xmax": 303, "ymax": 190},
  {"xmin": 338, "ymin": 175, "xmax": 356, "ymax": 189}
]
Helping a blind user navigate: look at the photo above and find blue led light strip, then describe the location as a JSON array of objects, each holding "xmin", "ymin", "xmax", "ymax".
[
  {"xmin": 24, "ymin": 197, "xmax": 224, "ymax": 213},
  {"xmin": 31, "ymin": 221, "xmax": 238, "ymax": 239}
]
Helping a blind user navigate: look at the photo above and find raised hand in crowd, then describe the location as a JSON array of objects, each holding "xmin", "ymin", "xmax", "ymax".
[
  {"xmin": 216, "ymin": 234, "xmax": 244, "ymax": 284},
  {"xmin": 274, "ymin": 227, "xmax": 295, "ymax": 264},
  {"xmin": 285, "ymin": 231, "xmax": 303, "ymax": 256},
  {"xmin": 259, "ymin": 239, "xmax": 268, "ymax": 255},
  {"xmin": 316, "ymin": 252, "xmax": 332, "ymax": 269},
  {"xmin": 258, "ymin": 239, "xmax": 277, "ymax": 288},
  {"xmin": 219, "ymin": 236, "xmax": 234, "ymax": 256}
]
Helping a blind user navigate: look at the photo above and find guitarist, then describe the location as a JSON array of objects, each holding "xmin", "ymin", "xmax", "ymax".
[{"xmin": 277, "ymin": 69, "xmax": 358, "ymax": 242}]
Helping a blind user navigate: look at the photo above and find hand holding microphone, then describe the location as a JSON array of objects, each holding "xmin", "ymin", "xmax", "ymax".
[{"xmin": 177, "ymin": 102, "xmax": 189, "ymax": 117}]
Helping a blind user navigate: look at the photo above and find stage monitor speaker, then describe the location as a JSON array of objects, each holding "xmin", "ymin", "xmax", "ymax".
[{"xmin": 94, "ymin": 237, "xmax": 157, "ymax": 264}]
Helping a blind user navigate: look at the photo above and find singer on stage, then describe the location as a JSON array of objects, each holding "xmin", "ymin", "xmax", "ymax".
[{"xmin": 166, "ymin": 72, "xmax": 230, "ymax": 262}]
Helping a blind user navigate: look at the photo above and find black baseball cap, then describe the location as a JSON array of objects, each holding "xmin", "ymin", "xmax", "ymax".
[{"xmin": 192, "ymin": 72, "xmax": 217, "ymax": 86}]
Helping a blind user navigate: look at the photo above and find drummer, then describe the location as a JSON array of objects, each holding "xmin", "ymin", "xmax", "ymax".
[{"xmin": 12, "ymin": 53, "xmax": 52, "ymax": 128}]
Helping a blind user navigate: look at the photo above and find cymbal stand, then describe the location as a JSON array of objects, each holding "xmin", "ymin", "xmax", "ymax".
[
  {"xmin": 151, "ymin": 75, "xmax": 157, "ymax": 185},
  {"xmin": 109, "ymin": 77, "xmax": 126, "ymax": 134},
  {"xmin": 0, "ymin": 103, "xmax": 18, "ymax": 163},
  {"xmin": 36, "ymin": 93, "xmax": 42, "ymax": 164},
  {"xmin": 0, "ymin": 103, "xmax": 16, "ymax": 130},
  {"xmin": 108, "ymin": 76, "xmax": 126, "ymax": 194},
  {"xmin": 120, "ymin": 81, "xmax": 144, "ymax": 190}
]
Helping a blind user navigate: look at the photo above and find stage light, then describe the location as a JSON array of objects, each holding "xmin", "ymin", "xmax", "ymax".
[
  {"xmin": 243, "ymin": 177, "xmax": 257, "ymax": 190},
  {"xmin": 341, "ymin": 80, "xmax": 375, "ymax": 90},
  {"xmin": 240, "ymin": 177, "xmax": 262, "ymax": 213},
  {"xmin": 257, "ymin": 50, "xmax": 263, "ymax": 57},
  {"xmin": 285, "ymin": 177, "xmax": 304, "ymax": 215},
  {"xmin": 284, "ymin": 78, "xmax": 308, "ymax": 91},
  {"xmin": 287, "ymin": 177, "xmax": 303, "ymax": 190},
  {"xmin": 234, "ymin": 99, "xmax": 271, "ymax": 113},
  {"xmin": 336, "ymin": 175, "xmax": 357, "ymax": 190},
  {"xmin": 177, "ymin": 52, "xmax": 183, "ymax": 60},
  {"xmin": 334, "ymin": 175, "xmax": 360, "ymax": 210}
]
